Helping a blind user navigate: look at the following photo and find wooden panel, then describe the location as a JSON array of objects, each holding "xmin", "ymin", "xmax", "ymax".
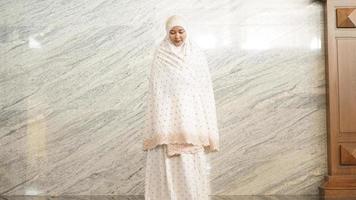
[
  {"xmin": 320, "ymin": 0, "xmax": 356, "ymax": 197},
  {"xmin": 340, "ymin": 143, "xmax": 356, "ymax": 165},
  {"xmin": 336, "ymin": 8, "xmax": 356, "ymax": 28},
  {"xmin": 337, "ymin": 39, "xmax": 356, "ymax": 133}
]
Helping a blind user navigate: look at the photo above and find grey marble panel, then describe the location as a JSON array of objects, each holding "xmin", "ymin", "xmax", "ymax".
[{"xmin": 0, "ymin": 0, "xmax": 327, "ymax": 195}]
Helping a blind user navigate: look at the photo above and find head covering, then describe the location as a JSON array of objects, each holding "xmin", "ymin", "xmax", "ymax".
[
  {"xmin": 143, "ymin": 15, "xmax": 220, "ymax": 155},
  {"xmin": 163, "ymin": 15, "xmax": 192, "ymax": 59},
  {"xmin": 165, "ymin": 15, "xmax": 189, "ymax": 34}
]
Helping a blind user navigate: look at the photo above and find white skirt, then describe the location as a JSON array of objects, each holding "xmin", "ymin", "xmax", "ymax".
[{"xmin": 144, "ymin": 144, "xmax": 211, "ymax": 200}]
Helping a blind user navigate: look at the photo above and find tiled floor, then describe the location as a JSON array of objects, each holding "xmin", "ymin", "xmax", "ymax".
[{"xmin": 1, "ymin": 195, "xmax": 355, "ymax": 200}]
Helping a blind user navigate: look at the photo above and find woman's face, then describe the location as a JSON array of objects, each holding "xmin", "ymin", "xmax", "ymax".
[{"xmin": 169, "ymin": 26, "xmax": 186, "ymax": 47}]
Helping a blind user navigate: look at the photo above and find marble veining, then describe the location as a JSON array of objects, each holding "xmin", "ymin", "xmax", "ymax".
[{"xmin": 0, "ymin": 0, "xmax": 327, "ymax": 196}]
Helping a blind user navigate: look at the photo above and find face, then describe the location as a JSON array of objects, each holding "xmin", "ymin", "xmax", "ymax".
[{"xmin": 168, "ymin": 26, "xmax": 187, "ymax": 47}]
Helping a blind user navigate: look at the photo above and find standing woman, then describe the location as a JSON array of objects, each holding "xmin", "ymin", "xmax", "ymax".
[{"xmin": 143, "ymin": 15, "xmax": 220, "ymax": 200}]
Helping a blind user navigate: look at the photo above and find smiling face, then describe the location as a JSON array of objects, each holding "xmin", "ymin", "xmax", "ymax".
[{"xmin": 168, "ymin": 26, "xmax": 187, "ymax": 47}]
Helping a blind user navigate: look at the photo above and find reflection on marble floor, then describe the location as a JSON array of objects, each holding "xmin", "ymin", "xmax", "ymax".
[{"xmin": 2, "ymin": 195, "xmax": 355, "ymax": 200}]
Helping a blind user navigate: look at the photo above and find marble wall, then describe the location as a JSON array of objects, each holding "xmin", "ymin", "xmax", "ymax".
[{"xmin": 0, "ymin": 0, "xmax": 327, "ymax": 196}]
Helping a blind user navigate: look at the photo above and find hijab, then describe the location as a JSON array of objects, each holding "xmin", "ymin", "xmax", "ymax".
[
  {"xmin": 164, "ymin": 15, "xmax": 191, "ymax": 59},
  {"xmin": 143, "ymin": 15, "xmax": 220, "ymax": 155}
]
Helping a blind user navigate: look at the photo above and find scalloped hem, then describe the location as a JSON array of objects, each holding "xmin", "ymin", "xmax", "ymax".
[
  {"xmin": 143, "ymin": 133, "xmax": 219, "ymax": 153},
  {"xmin": 165, "ymin": 143, "xmax": 204, "ymax": 157}
]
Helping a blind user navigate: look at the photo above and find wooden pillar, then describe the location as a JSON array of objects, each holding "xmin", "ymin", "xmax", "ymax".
[{"xmin": 319, "ymin": 0, "xmax": 356, "ymax": 198}]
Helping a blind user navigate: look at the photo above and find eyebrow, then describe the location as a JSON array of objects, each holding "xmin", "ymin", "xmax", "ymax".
[{"xmin": 170, "ymin": 29, "xmax": 185, "ymax": 32}]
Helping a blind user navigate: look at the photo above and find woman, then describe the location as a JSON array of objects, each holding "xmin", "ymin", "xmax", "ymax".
[{"xmin": 143, "ymin": 15, "xmax": 220, "ymax": 200}]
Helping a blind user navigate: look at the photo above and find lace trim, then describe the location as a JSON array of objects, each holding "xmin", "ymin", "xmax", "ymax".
[
  {"xmin": 166, "ymin": 144, "xmax": 204, "ymax": 157},
  {"xmin": 143, "ymin": 133, "xmax": 219, "ymax": 153}
]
